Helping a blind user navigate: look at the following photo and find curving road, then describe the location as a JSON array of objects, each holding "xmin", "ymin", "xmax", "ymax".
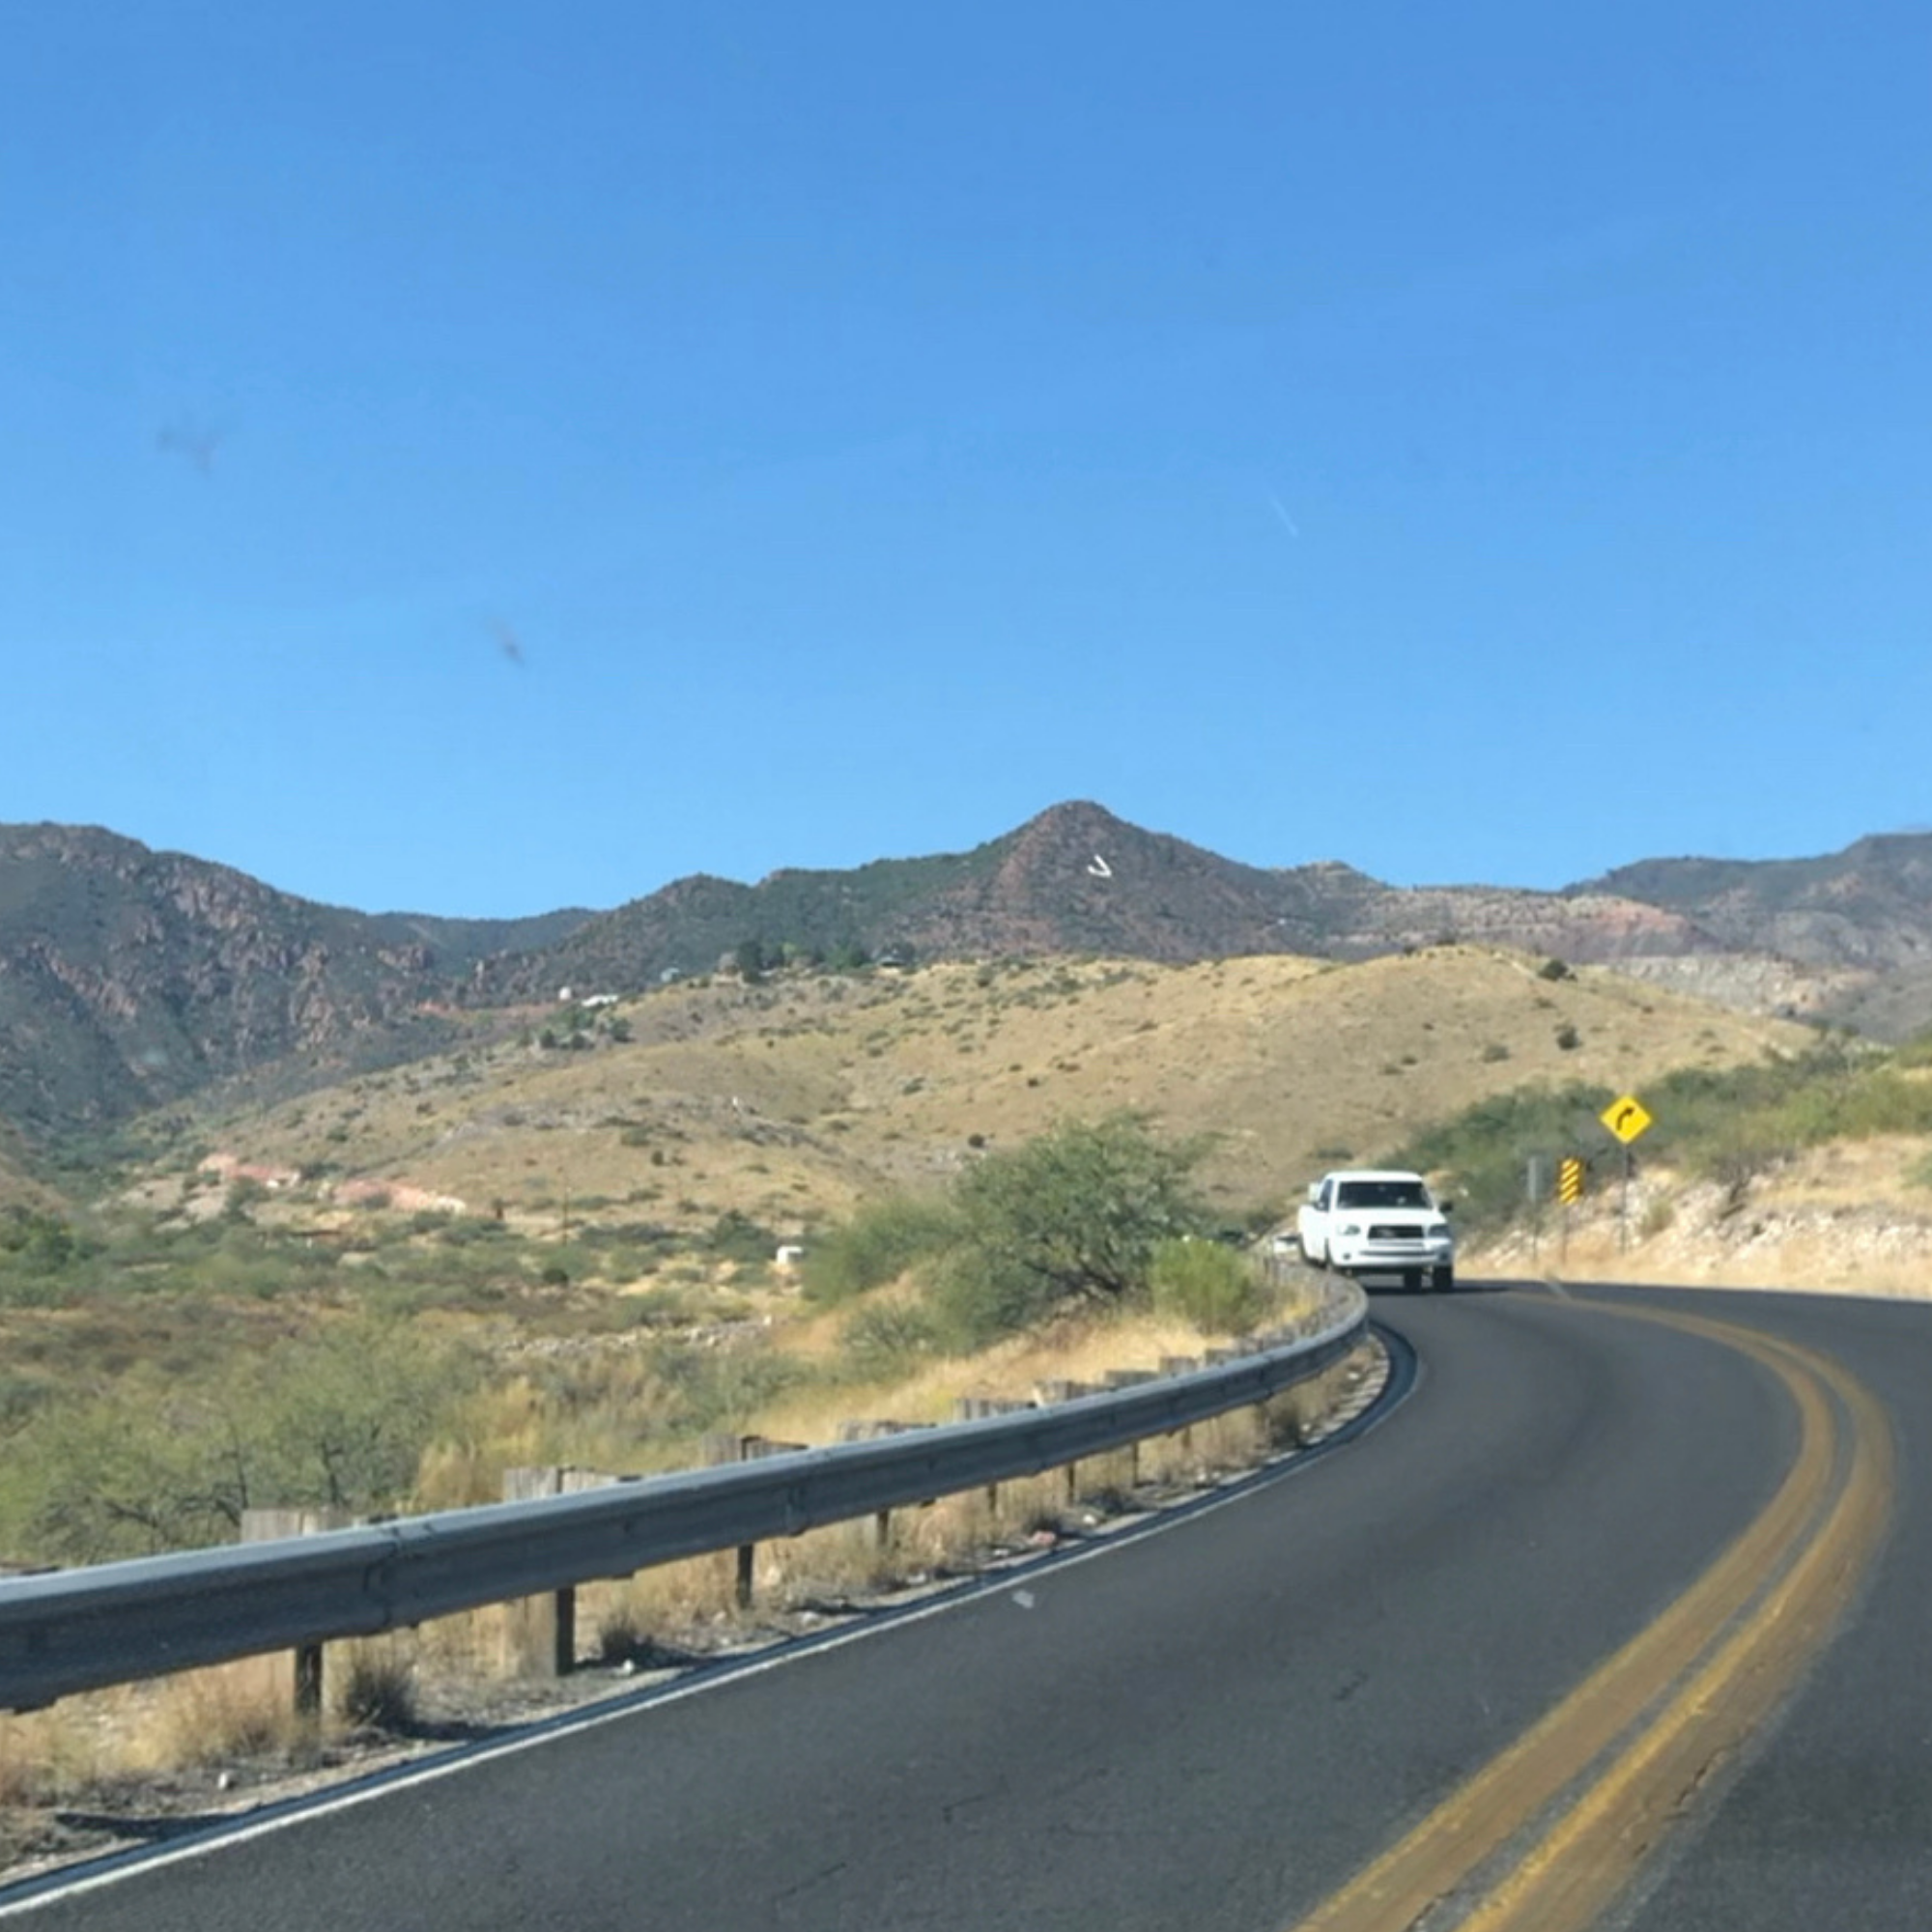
[{"xmin": 6, "ymin": 1283, "xmax": 1930, "ymax": 1930}]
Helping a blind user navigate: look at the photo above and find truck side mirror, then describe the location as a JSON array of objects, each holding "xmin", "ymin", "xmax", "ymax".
[
  {"xmin": 1439, "ymin": 1200, "xmax": 1455, "ymax": 1214},
  {"xmin": 1307, "ymin": 1183, "xmax": 1321, "ymax": 1204}
]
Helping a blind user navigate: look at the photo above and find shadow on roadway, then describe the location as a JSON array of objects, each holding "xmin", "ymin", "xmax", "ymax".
[{"xmin": 1358, "ymin": 1274, "xmax": 1524, "ymax": 1297}]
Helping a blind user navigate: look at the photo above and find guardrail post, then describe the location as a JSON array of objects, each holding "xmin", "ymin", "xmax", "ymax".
[
  {"xmin": 241, "ymin": 1507, "xmax": 356, "ymax": 1719},
  {"xmin": 1104, "ymin": 1374, "xmax": 1153, "ymax": 1492},
  {"xmin": 952, "ymin": 1400, "xmax": 1004, "ymax": 1512},
  {"xmin": 717, "ymin": 1435, "xmax": 809, "ymax": 1610},
  {"xmin": 1037, "ymin": 1382, "xmax": 1094, "ymax": 1505},
  {"xmin": 1161, "ymin": 1358, "xmax": 1202, "ymax": 1460},
  {"xmin": 500, "ymin": 1466, "xmax": 625, "ymax": 1673},
  {"xmin": 500, "ymin": 1468, "xmax": 590, "ymax": 1676}
]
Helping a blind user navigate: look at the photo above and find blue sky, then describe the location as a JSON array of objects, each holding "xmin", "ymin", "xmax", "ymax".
[{"xmin": 4, "ymin": 2, "xmax": 1927, "ymax": 916}]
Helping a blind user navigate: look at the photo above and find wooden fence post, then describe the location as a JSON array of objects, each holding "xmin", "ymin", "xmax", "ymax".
[
  {"xmin": 499, "ymin": 1467, "xmax": 618, "ymax": 1677},
  {"xmin": 710, "ymin": 1435, "xmax": 808, "ymax": 1610},
  {"xmin": 240, "ymin": 1507, "xmax": 357, "ymax": 1719}
]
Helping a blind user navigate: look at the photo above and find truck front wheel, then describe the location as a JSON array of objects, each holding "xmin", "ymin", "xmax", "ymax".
[{"xmin": 1433, "ymin": 1266, "xmax": 1455, "ymax": 1293}]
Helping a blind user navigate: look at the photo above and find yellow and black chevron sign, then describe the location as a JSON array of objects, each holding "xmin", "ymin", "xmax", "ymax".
[{"xmin": 1558, "ymin": 1155, "xmax": 1585, "ymax": 1205}]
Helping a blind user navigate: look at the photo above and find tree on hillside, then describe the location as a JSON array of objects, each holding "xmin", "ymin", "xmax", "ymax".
[
  {"xmin": 0, "ymin": 1322, "xmax": 472, "ymax": 1564},
  {"xmin": 952, "ymin": 1113, "xmax": 1208, "ymax": 1315}
]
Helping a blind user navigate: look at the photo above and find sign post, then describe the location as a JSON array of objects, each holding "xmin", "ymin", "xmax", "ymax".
[
  {"xmin": 1600, "ymin": 1094, "xmax": 1654, "ymax": 1253},
  {"xmin": 1526, "ymin": 1155, "xmax": 1550, "ymax": 1268},
  {"xmin": 1556, "ymin": 1155, "xmax": 1583, "ymax": 1264}
]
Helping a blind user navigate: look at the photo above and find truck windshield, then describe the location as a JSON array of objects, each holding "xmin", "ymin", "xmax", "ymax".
[{"xmin": 1337, "ymin": 1181, "xmax": 1431, "ymax": 1209}]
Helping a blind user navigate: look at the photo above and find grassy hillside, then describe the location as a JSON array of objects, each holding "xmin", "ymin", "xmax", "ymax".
[{"xmin": 154, "ymin": 947, "xmax": 1808, "ymax": 1245}]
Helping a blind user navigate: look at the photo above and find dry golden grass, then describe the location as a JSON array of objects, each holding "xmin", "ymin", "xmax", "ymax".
[
  {"xmin": 172, "ymin": 949, "xmax": 1808, "ymax": 1253},
  {"xmin": 0, "ymin": 1642, "xmax": 399, "ymax": 1816},
  {"xmin": 755, "ymin": 1306, "xmax": 1282, "ymax": 1441}
]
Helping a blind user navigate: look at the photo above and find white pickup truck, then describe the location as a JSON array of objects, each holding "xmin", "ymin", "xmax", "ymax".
[{"xmin": 1296, "ymin": 1169, "xmax": 1455, "ymax": 1291}]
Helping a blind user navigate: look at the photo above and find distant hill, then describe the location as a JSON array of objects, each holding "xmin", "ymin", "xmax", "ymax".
[
  {"xmin": 1574, "ymin": 833, "xmax": 1932, "ymax": 1039},
  {"xmin": 0, "ymin": 824, "xmax": 593, "ymax": 1147},
  {"xmin": 465, "ymin": 801, "xmax": 1716, "ymax": 1003},
  {"xmin": 1579, "ymin": 834, "xmax": 1932, "ymax": 972},
  {"xmin": 7, "ymin": 806, "xmax": 1932, "ymax": 1159}
]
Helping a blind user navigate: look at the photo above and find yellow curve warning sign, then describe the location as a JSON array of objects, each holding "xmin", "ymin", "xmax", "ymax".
[{"xmin": 1602, "ymin": 1094, "xmax": 1653, "ymax": 1144}]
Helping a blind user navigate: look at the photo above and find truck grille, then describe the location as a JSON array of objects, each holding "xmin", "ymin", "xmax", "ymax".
[{"xmin": 1368, "ymin": 1223, "xmax": 1424, "ymax": 1240}]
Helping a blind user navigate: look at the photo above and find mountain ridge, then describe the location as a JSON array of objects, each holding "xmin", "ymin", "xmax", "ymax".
[{"xmin": 5, "ymin": 805, "xmax": 1932, "ymax": 1155}]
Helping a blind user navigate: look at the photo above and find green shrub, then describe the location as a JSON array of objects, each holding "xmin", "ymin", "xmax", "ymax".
[
  {"xmin": 925, "ymin": 1244, "xmax": 1057, "ymax": 1351},
  {"xmin": 706, "ymin": 1210, "xmax": 778, "ymax": 1266},
  {"xmin": 951, "ymin": 1112, "xmax": 1207, "ymax": 1311},
  {"xmin": 1150, "ymin": 1238, "xmax": 1270, "ymax": 1336},
  {"xmin": 800, "ymin": 1195, "xmax": 961, "ymax": 1303},
  {"xmin": 840, "ymin": 1299, "xmax": 944, "ymax": 1378},
  {"xmin": 650, "ymin": 1344, "xmax": 810, "ymax": 1434},
  {"xmin": 0, "ymin": 1321, "xmax": 476, "ymax": 1565}
]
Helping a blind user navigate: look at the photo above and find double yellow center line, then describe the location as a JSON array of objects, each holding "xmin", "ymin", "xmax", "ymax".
[{"xmin": 1289, "ymin": 1303, "xmax": 1893, "ymax": 1932}]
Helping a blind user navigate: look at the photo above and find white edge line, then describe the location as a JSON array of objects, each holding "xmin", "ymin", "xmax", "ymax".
[{"xmin": 1, "ymin": 1354, "xmax": 1409, "ymax": 1920}]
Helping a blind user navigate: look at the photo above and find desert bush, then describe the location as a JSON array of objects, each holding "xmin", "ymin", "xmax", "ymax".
[
  {"xmin": 648, "ymin": 1344, "xmax": 811, "ymax": 1435},
  {"xmin": 801, "ymin": 1195, "xmax": 961, "ymax": 1304},
  {"xmin": 0, "ymin": 1321, "xmax": 477, "ymax": 1565},
  {"xmin": 1150, "ymin": 1238, "xmax": 1270, "ymax": 1336},
  {"xmin": 924, "ymin": 1243, "xmax": 1058, "ymax": 1351},
  {"xmin": 1392, "ymin": 1082, "xmax": 1617, "ymax": 1233},
  {"xmin": 1394, "ymin": 1040, "xmax": 1932, "ymax": 1235},
  {"xmin": 840, "ymin": 1299, "xmax": 945, "ymax": 1378},
  {"xmin": 706, "ymin": 1210, "xmax": 778, "ymax": 1266},
  {"xmin": 335, "ymin": 1643, "xmax": 418, "ymax": 1732},
  {"xmin": 951, "ymin": 1113, "xmax": 1207, "ymax": 1315}
]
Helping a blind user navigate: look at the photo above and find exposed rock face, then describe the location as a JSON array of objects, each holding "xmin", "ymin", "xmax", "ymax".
[
  {"xmin": 1580, "ymin": 835, "xmax": 1932, "ymax": 972},
  {"xmin": 0, "ymin": 824, "xmax": 592, "ymax": 1141},
  {"xmin": 1571, "ymin": 833, "xmax": 1932, "ymax": 1037}
]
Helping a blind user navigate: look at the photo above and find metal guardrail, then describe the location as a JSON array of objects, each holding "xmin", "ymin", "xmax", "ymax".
[{"xmin": 0, "ymin": 1284, "xmax": 1367, "ymax": 1712}]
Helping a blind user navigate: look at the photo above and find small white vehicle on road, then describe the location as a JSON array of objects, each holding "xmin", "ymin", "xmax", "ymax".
[{"xmin": 1296, "ymin": 1169, "xmax": 1455, "ymax": 1291}]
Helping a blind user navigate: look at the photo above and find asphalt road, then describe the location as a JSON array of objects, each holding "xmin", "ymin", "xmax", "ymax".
[{"xmin": 9, "ymin": 1283, "xmax": 1929, "ymax": 1931}]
